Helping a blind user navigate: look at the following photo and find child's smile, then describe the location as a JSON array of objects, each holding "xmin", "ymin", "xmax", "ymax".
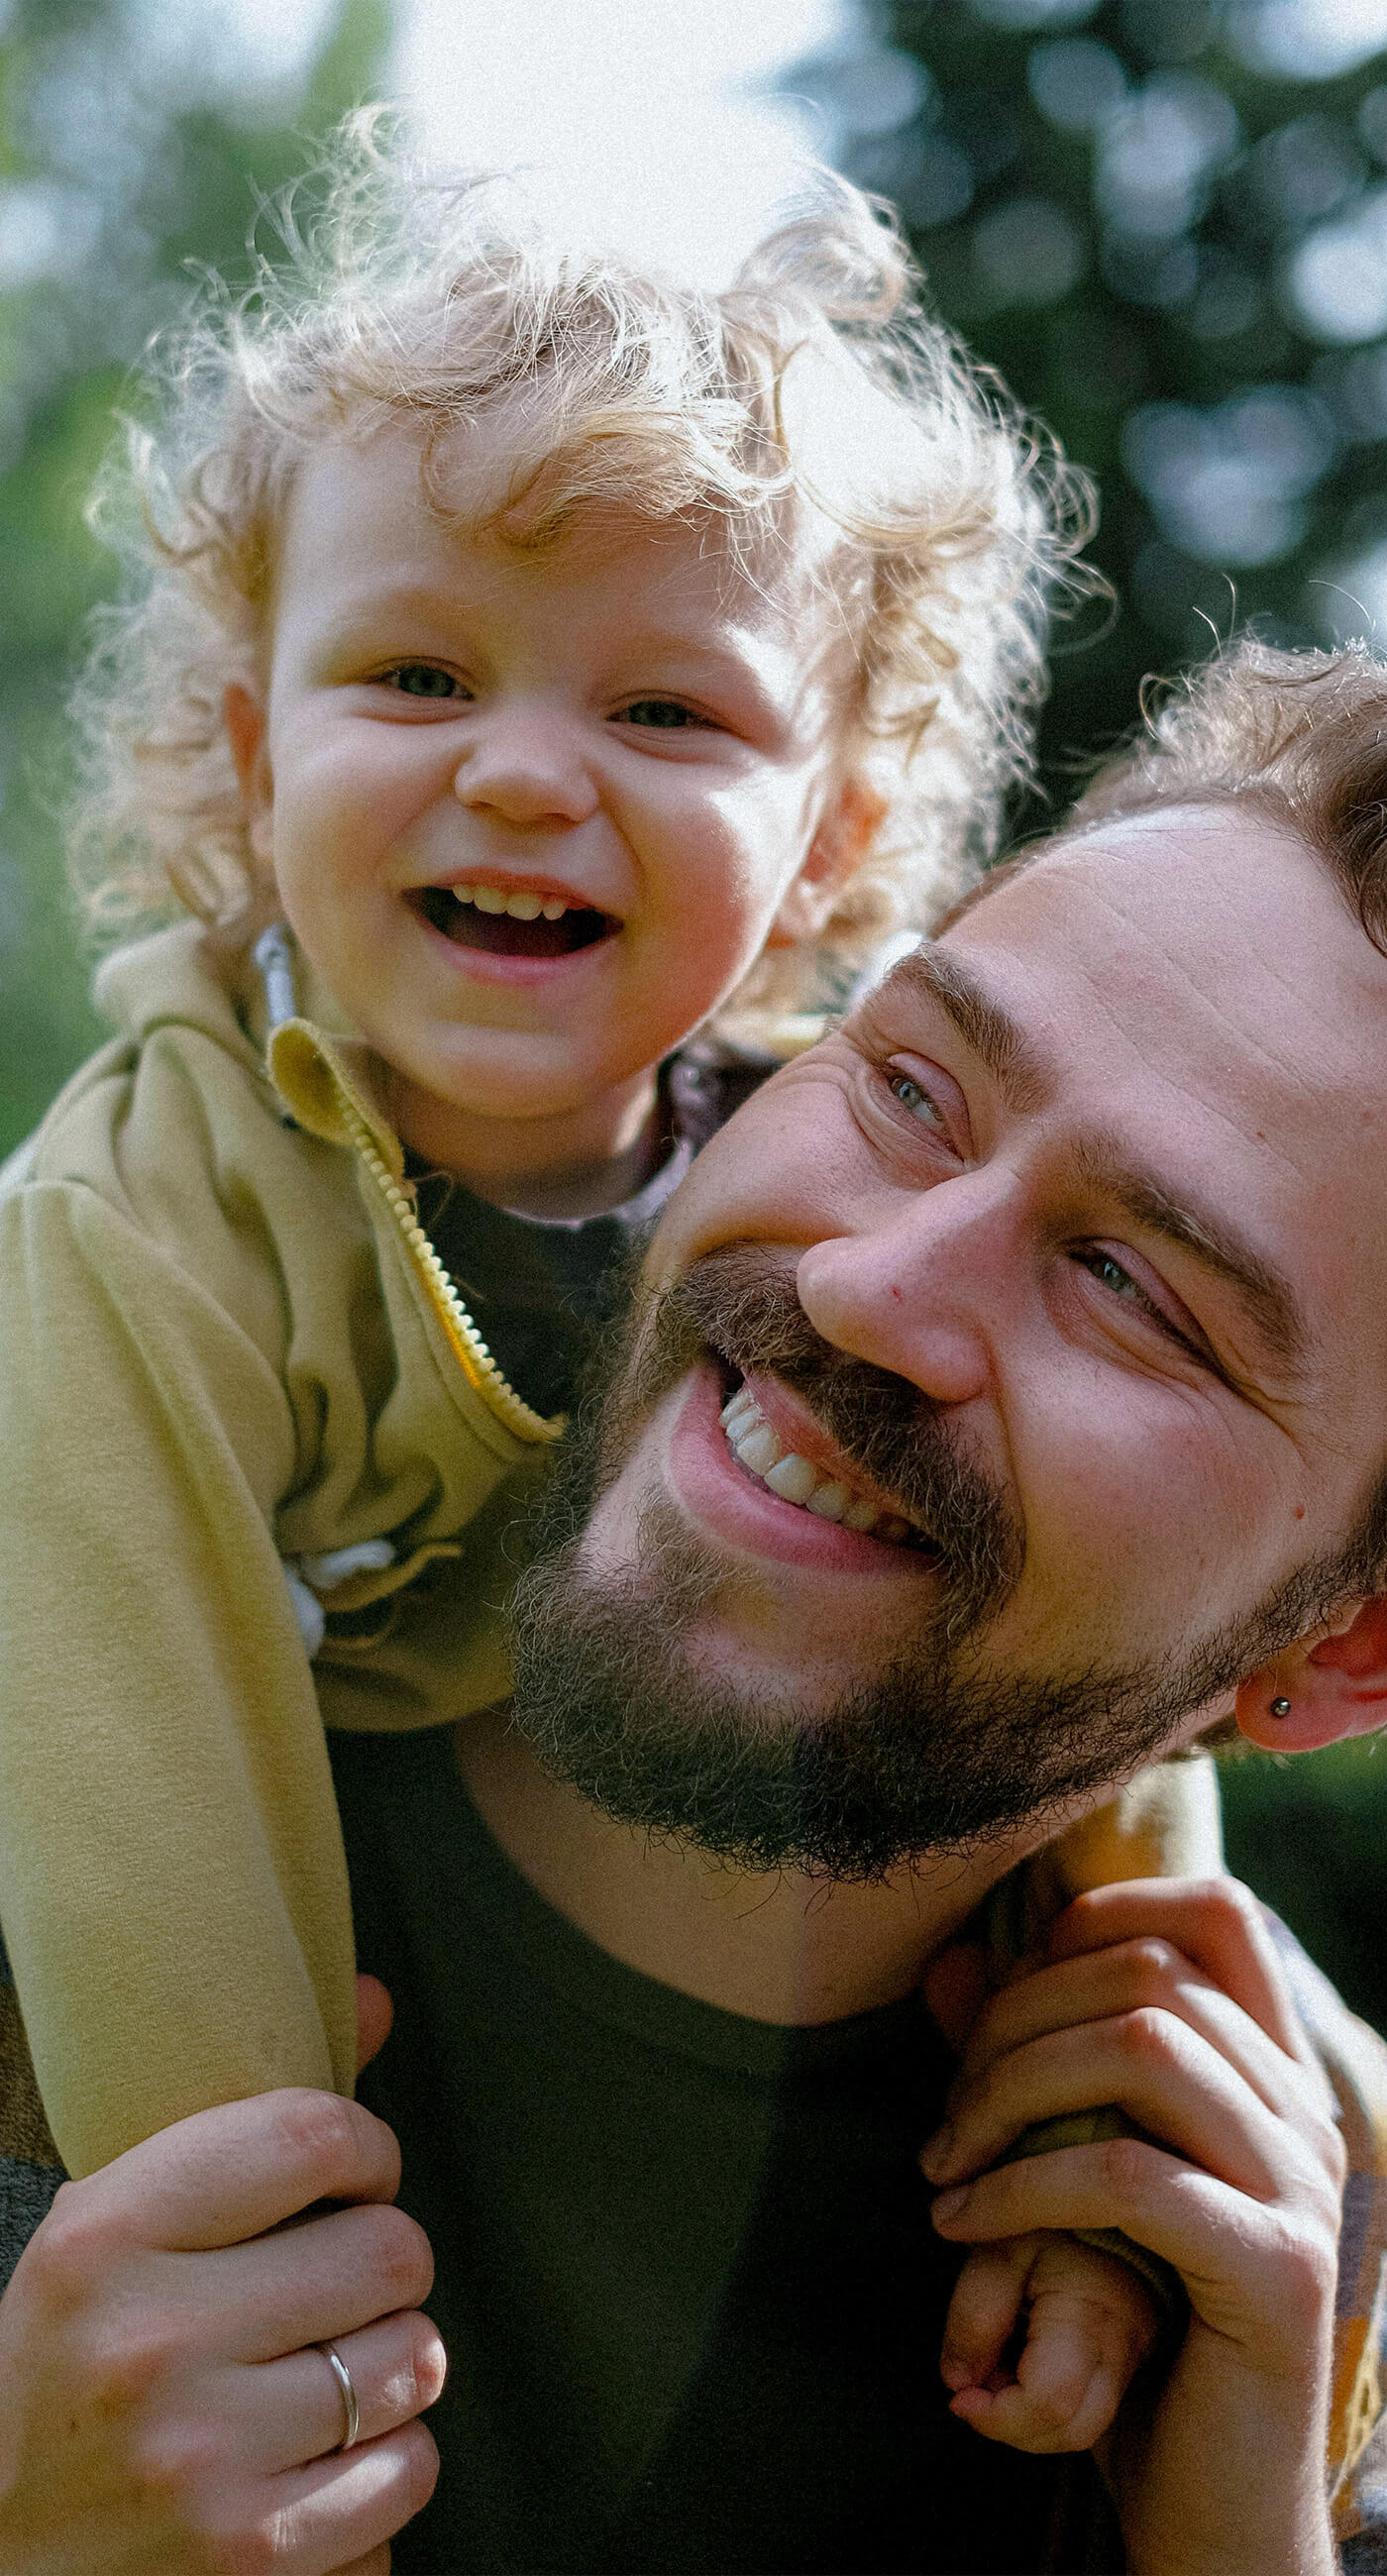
[
  {"xmin": 228, "ymin": 420, "xmax": 875, "ymax": 1194},
  {"xmin": 411, "ymin": 874, "xmax": 619, "ymax": 973}
]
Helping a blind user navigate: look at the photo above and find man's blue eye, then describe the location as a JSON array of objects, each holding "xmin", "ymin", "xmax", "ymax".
[
  {"xmin": 383, "ymin": 664, "xmax": 463, "ymax": 698},
  {"xmin": 888, "ymin": 1072, "xmax": 944, "ymax": 1126},
  {"xmin": 1080, "ymin": 1249, "xmax": 1144, "ymax": 1305}
]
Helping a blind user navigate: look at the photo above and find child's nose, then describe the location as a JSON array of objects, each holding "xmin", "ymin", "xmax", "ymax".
[{"xmin": 453, "ymin": 715, "xmax": 598, "ymax": 827}]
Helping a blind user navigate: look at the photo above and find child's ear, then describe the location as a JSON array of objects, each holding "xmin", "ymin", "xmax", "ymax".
[
  {"xmin": 767, "ymin": 775, "xmax": 887, "ymax": 949},
  {"xmin": 224, "ymin": 682, "xmax": 275, "ymax": 870},
  {"xmin": 1233, "ymin": 1595, "xmax": 1387, "ymax": 1751}
]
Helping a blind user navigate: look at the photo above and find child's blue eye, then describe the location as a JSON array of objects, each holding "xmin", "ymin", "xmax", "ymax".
[
  {"xmin": 618, "ymin": 698, "xmax": 708, "ymax": 729},
  {"xmin": 382, "ymin": 664, "xmax": 464, "ymax": 698}
]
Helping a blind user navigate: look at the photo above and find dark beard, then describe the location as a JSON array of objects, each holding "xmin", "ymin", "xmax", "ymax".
[{"xmin": 509, "ymin": 1245, "xmax": 1359, "ymax": 1879}]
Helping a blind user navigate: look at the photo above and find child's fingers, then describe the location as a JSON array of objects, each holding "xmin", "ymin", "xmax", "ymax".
[
  {"xmin": 1024, "ymin": 2233, "xmax": 1162, "ymax": 2356},
  {"xmin": 939, "ymin": 2234, "xmax": 1041, "ymax": 2393},
  {"xmin": 943, "ymin": 2236, "xmax": 1162, "ymax": 2452},
  {"xmin": 948, "ymin": 2312, "xmax": 1131, "ymax": 2455}
]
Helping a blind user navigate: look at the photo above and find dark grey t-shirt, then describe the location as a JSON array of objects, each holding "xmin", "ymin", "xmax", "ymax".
[{"xmin": 332, "ymin": 1726, "xmax": 1122, "ymax": 2574}]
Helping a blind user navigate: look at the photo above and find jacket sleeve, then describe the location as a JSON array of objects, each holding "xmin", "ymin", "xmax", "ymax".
[{"xmin": 0, "ymin": 1180, "xmax": 359, "ymax": 2178}]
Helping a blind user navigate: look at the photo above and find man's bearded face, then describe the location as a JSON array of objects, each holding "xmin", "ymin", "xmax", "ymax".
[{"xmin": 510, "ymin": 1243, "xmax": 1347, "ymax": 1878}]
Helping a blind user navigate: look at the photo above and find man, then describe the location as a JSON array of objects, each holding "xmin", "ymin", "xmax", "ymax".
[{"xmin": 4, "ymin": 641, "xmax": 1387, "ymax": 2572}]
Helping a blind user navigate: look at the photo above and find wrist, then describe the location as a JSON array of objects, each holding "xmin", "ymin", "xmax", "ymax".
[{"xmin": 1110, "ymin": 2351, "xmax": 1335, "ymax": 2576}]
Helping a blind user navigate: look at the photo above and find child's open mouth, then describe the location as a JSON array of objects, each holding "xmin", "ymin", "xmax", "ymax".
[{"xmin": 413, "ymin": 883, "xmax": 617, "ymax": 960}]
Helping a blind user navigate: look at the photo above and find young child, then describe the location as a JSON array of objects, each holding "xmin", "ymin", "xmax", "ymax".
[{"xmin": 0, "ymin": 115, "xmax": 1205, "ymax": 2457}]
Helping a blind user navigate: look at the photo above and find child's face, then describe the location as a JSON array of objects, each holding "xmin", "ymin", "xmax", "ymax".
[{"xmin": 229, "ymin": 423, "xmax": 876, "ymax": 1175}]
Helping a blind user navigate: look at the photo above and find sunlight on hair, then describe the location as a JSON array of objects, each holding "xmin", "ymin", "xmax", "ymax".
[{"xmin": 64, "ymin": 110, "xmax": 1094, "ymax": 1025}]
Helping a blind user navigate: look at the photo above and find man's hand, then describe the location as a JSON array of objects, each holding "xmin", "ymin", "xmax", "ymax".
[
  {"xmin": 0, "ymin": 1980, "xmax": 444, "ymax": 2575},
  {"xmin": 920, "ymin": 1879, "xmax": 1345, "ymax": 2576}
]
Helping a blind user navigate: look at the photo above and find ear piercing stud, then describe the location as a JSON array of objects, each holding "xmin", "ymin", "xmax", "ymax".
[{"xmin": 1269, "ymin": 1697, "xmax": 1292, "ymax": 1718}]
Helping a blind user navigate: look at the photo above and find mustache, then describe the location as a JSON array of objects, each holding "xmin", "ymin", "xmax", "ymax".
[{"xmin": 627, "ymin": 1242, "xmax": 1023, "ymax": 1629}]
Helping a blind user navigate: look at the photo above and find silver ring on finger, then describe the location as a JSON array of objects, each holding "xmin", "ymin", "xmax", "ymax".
[{"xmin": 319, "ymin": 2338, "xmax": 361, "ymax": 2452}]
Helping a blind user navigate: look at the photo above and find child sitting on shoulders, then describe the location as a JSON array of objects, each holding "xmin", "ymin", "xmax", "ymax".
[{"xmin": 0, "ymin": 111, "xmax": 1194, "ymax": 2458}]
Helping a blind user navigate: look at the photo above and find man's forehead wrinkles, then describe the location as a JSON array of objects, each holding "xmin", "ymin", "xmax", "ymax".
[
  {"xmin": 891, "ymin": 943, "xmax": 1049, "ymax": 1112},
  {"xmin": 1068, "ymin": 1129, "xmax": 1312, "ymax": 1379},
  {"xmin": 1005, "ymin": 866, "xmax": 1374, "ymax": 1169}
]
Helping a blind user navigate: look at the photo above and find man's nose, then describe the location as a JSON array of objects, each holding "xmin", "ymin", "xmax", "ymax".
[
  {"xmin": 795, "ymin": 1174, "xmax": 1019, "ymax": 1410},
  {"xmin": 453, "ymin": 710, "xmax": 599, "ymax": 828}
]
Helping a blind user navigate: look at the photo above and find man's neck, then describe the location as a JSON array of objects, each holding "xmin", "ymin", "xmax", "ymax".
[{"xmin": 454, "ymin": 1707, "xmax": 1063, "ymax": 2026}]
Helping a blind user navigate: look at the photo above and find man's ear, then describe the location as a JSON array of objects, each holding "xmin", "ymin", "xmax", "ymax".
[
  {"xmin": 767, "ymin": 775, "xmax": 887, "ymax": 949},
  {"xmin": 224, "ymin": 681, "xmax": 275, "ymax": 871},
  {"xmin": 1233, "ymin": 1596, "xmax": 1387, "ymax": 1751}
]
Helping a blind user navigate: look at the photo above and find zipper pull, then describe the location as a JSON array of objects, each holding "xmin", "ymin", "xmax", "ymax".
[{"xmin": 253, "ymin": 921, "xmax": 298, "ymax": 1033}]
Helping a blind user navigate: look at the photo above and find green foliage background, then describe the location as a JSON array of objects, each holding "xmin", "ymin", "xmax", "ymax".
[
  {"xmin": 3, "ymin": 0, "xmax": 1387, "ymax": 2022},
  {"xmin": 0, "ymin": 0, "xmax": 391, "ymax": 1157},
  {"xmin": 827, "ymin": 0, "xmax": 1387, "ymax": 802}
]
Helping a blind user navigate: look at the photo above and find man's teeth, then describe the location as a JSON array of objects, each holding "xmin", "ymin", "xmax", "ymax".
[
  {"xmin": 443, "ymin": 885, "xmax": 574, "ymax": 921},
  {"xmin": 718, "ymin": 1388, "xmax": 911, "ymax": 1543}
]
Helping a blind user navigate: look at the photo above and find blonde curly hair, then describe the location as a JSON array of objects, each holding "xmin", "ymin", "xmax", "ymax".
[{"xmin": 68, "ymin": 111, "xmax": 1093, "ymax": 1015}]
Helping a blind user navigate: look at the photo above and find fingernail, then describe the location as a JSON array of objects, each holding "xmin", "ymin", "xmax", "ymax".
[
  {"xmin": 919, "ymin": 2121, "xmax": 955, "ymax": 2179},
  {"xmin": 932, "ymin": 2185, "xmax": 970, "ymax": 2225}
]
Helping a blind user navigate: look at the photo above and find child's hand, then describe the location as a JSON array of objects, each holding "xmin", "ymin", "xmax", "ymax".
[{"xmin": 940, "ymin": 2228, "xmax": 1160, "ymax": 2453}]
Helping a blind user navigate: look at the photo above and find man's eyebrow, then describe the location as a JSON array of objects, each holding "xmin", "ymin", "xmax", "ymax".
[
  {"xmin": 877, "ymin": 947, "xmax": 1313, "ymax": 1379},
  {"xmin": 1072, "ymin": 1135, "xmax": 1312, "ymax": 1377},
  {"xmin": 882, "ymin": 944, "xmax": 1050, "ymax": 1113}
]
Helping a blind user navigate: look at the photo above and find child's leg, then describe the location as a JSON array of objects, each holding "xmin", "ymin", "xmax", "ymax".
[{"xmin": 940, "ymin": 2232, "xmax": 1161, "ymax": 2453}]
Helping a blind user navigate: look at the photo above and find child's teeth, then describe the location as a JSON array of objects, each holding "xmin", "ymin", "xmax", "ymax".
[
  {"xmin": 505, "ymin": 892, "xmax": 542, "ymax": 919},
  {"xmin": 541, "ymin": 897, "xmax": 568, "ymax": 921},
  {"xmin": 762, "ymin": 1452, "xmax": 820, "ymax": 1505},
  {"xmin": 473, "ymin": 887, "xmax": 507, "ymax": 913}
]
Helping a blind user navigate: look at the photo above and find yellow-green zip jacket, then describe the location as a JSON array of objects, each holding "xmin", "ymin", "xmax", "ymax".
[{"xmin": 0, "ymin": 921, "xmax": 562, "ymax": 2178}]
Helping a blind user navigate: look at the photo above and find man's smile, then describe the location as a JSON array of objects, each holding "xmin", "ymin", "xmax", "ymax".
[
  {"xmin": 665, "ymin": 1362, "xmax": 947, "ymax": 1581},
  {"xmin": 719, "ymin": 1374, "xmax": 927, "ymax": 1548}
]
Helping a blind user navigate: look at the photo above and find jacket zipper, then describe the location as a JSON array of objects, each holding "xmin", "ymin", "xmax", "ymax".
[{"xmin": 335, "ymin": 1093, "xmax": 564, "ymax": 1446}]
